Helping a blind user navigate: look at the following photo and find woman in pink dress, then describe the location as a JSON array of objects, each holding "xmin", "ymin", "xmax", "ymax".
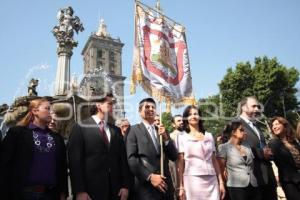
[{"xmin": 177, "ymin": 105, "xmax": 225, "ymax": 200}]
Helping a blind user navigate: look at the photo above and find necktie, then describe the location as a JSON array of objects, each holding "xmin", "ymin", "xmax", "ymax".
[
  {"xmin": 248, "ymin": 121, "xmax": 266, "ymax": 148},
  {"xmin": 248, "ymin": 121, "xmax": 261, "ymax": 140},
  {"xmin": 149, "ymin": 125, "xmax": 159, "ymax": 153},
  {"xmin": 99, "ymin": 121, "xmax": 109, "ymax": 146}
]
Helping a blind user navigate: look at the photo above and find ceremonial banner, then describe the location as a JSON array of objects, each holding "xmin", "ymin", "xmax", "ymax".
[{"xmin": 131, "ymin": 2, "xmax": 195, "ymax": 107}]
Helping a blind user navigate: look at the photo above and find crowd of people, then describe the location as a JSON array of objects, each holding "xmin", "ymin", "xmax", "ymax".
[{"xmin": 0, "ymin": 94, "xmax": 300, "ymax": 200}]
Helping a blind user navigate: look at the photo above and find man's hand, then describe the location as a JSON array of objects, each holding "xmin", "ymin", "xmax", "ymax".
[
  {"xmin": 118, "ymin": 188, "xmax": 129, "ymax": 200},
  {"xmin": 158, "ymin": 125, "xmax": 169, "ymax": 142},
  {"xmin": 149, "ymin": 173, "xmax": 168, "ymax": 193},
  {"xmin": 60, "ymin": 193, "xmax": 66, "ymax": 200},
  {"xmin": 76, "ymin": 192, "xmax": 91, "ymax": 200},
  {"xmin": 263, "ymin": 147, "xmax": 273, "ymax": 160}
]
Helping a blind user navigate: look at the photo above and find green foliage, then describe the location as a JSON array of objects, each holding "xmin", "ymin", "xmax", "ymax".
[
  {"xmin": 219, "ymin": 56, "xmax": 299, "ymax": 125},
  {"xmin": 161, "ymin": 112, "xmax": 173, "ymax": 133},
  {"xmin": 198, "ymin": 95, "xmax": 227, "ymax": 135},
  {"xmin": 219, "ymin": 61, "xmax": 254, "ymax": 117}
]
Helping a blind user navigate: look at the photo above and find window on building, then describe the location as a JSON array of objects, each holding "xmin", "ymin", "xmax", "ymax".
[
  {"xmin": 109, "ymin": 51, "xmax": 115, "ymax": 61},
  {"xmin": 97, "ymin": 49, "xmax": 103, "ymax": 59},
  {"xmin": 109, "ymin": 63, "xmax": 115, "ymax": 74}
]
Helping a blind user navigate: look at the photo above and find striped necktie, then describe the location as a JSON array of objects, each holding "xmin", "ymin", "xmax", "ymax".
[
  {"xmin": 99, "ymin": 121, "xmax": 109, "ymax": 145},
  {"xmin": 148, "ymin": 125, "xmax": 159, "ymax": 153}
]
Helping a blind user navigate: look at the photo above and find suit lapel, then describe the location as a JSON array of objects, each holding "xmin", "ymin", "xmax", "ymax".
[
  {"xmin": 240, "ymin": 117, "xmax": 260, "ymax": 140},
  {"xmin": 108, "ymin": 124, "xmax": 116, "ymax": 150},
  {"xmin": 244, "ymin": 146, "xmax": 253, "ymax": 165},
  {"xmin": 139, "ymin": 123, "xmax": 160, "ymax": 155},
  {"xmin": 253, "ymin": 123, "xmax": 266, "ymax": 144},
  {"xmin": 86, "ymin": 117, "xmax": 109, "ymax": 148}
]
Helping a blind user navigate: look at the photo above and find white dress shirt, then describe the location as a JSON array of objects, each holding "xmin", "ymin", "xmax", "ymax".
[
  {"xmin": 92, "ymin": 115, "xmax": 111, "ymax": 142},
  {"xmin": 240, "ymin": 116, "xmax": 261, "ymax": 141}
]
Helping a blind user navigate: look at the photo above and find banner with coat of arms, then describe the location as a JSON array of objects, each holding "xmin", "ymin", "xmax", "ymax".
[{"xmin": 131, "ymin": 1, "xmax": 195, "ymax": 107}]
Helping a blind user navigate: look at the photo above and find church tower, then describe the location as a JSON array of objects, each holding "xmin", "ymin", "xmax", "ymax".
[{"xmin": 80, "ymin": 19, "xmax": 126, "ymax": 119}]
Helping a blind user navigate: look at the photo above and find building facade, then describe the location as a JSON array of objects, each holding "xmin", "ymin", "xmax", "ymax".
[{"xmin": 80, "ymin": 19, "xmax": 126, "ymax": 119}]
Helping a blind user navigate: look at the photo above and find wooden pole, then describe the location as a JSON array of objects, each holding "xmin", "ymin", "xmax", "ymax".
[{"xmin": 159, "ymin": 101, "xmax": 164, "ymax": 176}]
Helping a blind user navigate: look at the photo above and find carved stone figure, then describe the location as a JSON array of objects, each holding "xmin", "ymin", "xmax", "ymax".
[
  {"xmin": 28, "ymin": 78, "xmax": 39, "ymax": 96},
  {"xmin": 52, "ymin": 6, "xmax": 84, "ymax": 47}
]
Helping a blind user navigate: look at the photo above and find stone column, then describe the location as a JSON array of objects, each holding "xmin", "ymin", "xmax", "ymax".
[
  {"xmin": 52, "ymin": 6, "xmax": 84, "ymax": 96},
  {"xmin": 54, "ymin": 45, "xmax": 73, "ymax": 96}
]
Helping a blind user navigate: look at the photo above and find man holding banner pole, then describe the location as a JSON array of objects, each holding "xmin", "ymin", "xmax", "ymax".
[
  {"xmin": 129, "ymin": 2, "xmax": 195, "ymax": 198},
  {"xmin": 126, "ymin": 98, "xmax": 178, "ymax": 200}
]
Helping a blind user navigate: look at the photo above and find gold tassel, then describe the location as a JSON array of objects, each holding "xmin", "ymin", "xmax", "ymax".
[
  {"xmin": 166, "ymin": 99, "xmax": 171, "ymax": 113},
  {"xmin": 130, "ymin": 76, "xmax": 136, "ymax": 94}
]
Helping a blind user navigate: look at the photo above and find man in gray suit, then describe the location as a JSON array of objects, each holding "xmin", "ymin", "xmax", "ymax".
[
  {"xmin": 126, "ymin": 98, "xmax": 178, "ymax": 200},
  {"xmin": 238, "ymin": 96, "xmax": 277, "ymax": 200}
]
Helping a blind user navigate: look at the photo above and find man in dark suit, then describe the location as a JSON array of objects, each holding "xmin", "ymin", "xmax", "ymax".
[
  {"xmin": 126, "ymin": 98, "xmax": 178, "ymax": 200},
  {"xmin": 0, "ymin": 129, "xmax": 2, "ymax": 148},
  {"xmin": 68, "ymin": 93, "xmax": 131, "ymax": 200},
  {"xmin": 238, "ymin": 96, "xmax": 277, "ymax": 200}
]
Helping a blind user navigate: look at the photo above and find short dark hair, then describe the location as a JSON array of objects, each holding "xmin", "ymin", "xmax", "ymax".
[
  {"xmin": 182, "ymin": 105, "xmax": 205, "ymax": 133},
  {"xmin": 172, "ymin": 114, "xmax": 182, "ymax": 123},
  {"xmin": 97, "ymin": 92, "xmax": 114, "ymax": 103},
  {"xmin": 138, "ymin": 98, "xmax": 156, "ymax": 111},
  {"xmin": 90, "ymin": 93, "xmax": 114, "ymax": 115},
  {"xmin": 223, "ymin": 120, "xmax": 243, "ymax": 137}
]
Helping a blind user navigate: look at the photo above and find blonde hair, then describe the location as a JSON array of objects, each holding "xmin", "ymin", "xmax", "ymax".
[{"xmin": 17, "ymin": 98, "xmax": 49, "ymax": 127}]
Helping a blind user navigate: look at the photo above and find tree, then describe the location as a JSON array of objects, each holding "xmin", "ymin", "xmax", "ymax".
[
  {"xmin": 218, "ymin": 61, "xmax": 254, "ymax": 117},
  {"xmin": 198, "ymin": 95, "xmax": 227, "ymax": 135},
  {"xmin": 219, "ymin": 56, "xmax": 299, "ymax": 125},
  {"xmin": 161, "ymin": 112, "xmax": 173, "ymax": 133}
]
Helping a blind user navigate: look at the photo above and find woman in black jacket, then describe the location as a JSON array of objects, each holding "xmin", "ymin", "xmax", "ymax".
[
  {"xmin": 269, "ymin": 116, "xmax": 300, "ymax": 200},
  {"xmin": 0, "ymin": 98, "xmax": 68, "ymax": 200}
]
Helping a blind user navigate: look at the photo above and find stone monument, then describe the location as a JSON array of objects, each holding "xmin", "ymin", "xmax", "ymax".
[{"xmin": 52, "ymin": 6, "xmax": 84, "ymax": 96}]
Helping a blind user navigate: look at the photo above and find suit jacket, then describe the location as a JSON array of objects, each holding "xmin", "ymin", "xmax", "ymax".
[
  {"xmin": 68, "ymin": 117, "xmax": 131, "ymax": 200},
  {"xmin": 268, "ymin": 138, "xmax": 300, "ymax": 184},
  {"xmin": 0, "ymin": 126, "xmax": 68, "ymax": 200},
  {"xmin": 218, "ymin": 142, "xmax": 257, "ymax": 187},
  {"xmin": 0, "ymin": 129, "xmax": 2, "ymax": 148},
  {"xmin": 126, "ymin": 123, "xmax": 178, "ymax": 200},
  {"xmin": 238, "ymin": 117, "xmax": 276, "ymax": 187}
]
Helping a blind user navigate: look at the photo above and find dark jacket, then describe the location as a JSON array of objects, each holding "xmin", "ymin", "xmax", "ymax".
[
  {"xmin": 68, "ymin": 117, "xmax": 131, "ymax": 200},
  {"xmin": 0, "ymin": 126, "xmax": 68, "ymax": 200},
  {"xmin": 268, "ymin": 138, "xmax": 300, "ymax": 184},
  {"xmin": 126, "ymin": 123, "xmax": 178, "ymax": 200},
  {"xmin": 239, "ymin": 117, "xmax": 277, "ymax": 187}
]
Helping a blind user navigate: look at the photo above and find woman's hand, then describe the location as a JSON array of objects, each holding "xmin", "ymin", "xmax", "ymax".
[
  {"xmin": 178, "ymin": 188, "xmax": 186, "ymax": 200},
  {"xmin": 219, "ymin": 182, "xmax": 226, "ymax": 200}
]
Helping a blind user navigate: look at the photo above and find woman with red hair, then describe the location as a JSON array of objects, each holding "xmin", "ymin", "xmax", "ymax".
[{"xmin": 0, "ymin": 98, "xmax": 68, "ymax": 200}]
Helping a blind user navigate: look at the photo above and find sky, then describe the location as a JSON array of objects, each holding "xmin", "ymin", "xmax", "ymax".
[{"xmin": 0, "ymin": 0, "xmax": 300, "ymax": 123}]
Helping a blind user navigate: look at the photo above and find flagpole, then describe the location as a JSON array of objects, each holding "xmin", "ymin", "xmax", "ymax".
[
  {"xmin": 159, "ymin": 100, "xmax": 164, "ymax": 176},
  {"xmin": 136, "ymin": 0, "xmax": 185, "ymax": 31}
]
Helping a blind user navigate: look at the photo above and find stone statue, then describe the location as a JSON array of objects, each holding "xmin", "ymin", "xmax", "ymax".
[
  {"xmin": 70, "ymin": 73, "xmax": 79, "ymax": 93},
  {"xmin": 28, "ymin": 78, "xmax": 39, "ymax": 96},
  {"xmin": 52, "ymin": 6, "xmax": 84, "ymax": 47}
]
